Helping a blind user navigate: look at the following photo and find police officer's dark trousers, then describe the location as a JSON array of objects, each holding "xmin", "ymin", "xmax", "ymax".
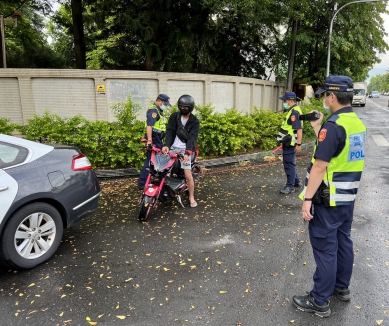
[
  {"xmin": 308, "ymin": 203, "xmax": 354, "ymax": 305},
  {"xmin": 282, "ymin": 145, "xmax": 300, "ymax": 188},
  {"xmin": 138, "ymin": 135, "xmax": 163, "ymax": 188}
]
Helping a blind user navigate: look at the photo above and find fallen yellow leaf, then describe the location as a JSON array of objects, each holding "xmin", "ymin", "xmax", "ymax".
[
  {"xmin": 116, "ymin": 316, "xmax": 126, "ymax": 320},
  {"xmin": 28, "ymin": 283, "xmax": 35, "ymax": 287},
  {"xmin": 219, "ymin": 290, "xmax": 228, "ymax": 294},
  {"xmin": 376, "ymin": 320, "xmax": 383, "ymax": 325},
  {"xmin": 86, "ymin": 317, "xmax": 98, "ymax": 325}
]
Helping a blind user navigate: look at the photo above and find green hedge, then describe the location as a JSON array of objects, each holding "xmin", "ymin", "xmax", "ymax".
[
  {"xmin": 0, "ymin": 118, "xmax": 15, "ymax": 135},
  {"xmin": 1, "ymin": 97, "xmax": 328, "ymax": 169}
]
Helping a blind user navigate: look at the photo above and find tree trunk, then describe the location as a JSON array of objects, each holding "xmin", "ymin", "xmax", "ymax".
[
  {"xmin": 286, "ymin": 20, "xmax": 298, "ymax": 89},
  {"xmin": 71, "ymin": 0, "xmax": 86, "ymax": 69},
  {"xmin": 145, "ymin": 58, "xmax": 154, "ymax": 71}
]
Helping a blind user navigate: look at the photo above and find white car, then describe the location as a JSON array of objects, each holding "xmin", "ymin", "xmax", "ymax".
[
  {"xmin": 0, "ymin": 134, "xmax": 101, "ymax": 269},
  {"xmin": 371, "ymin": 91, "xmax": 380, "ymax": 98}
]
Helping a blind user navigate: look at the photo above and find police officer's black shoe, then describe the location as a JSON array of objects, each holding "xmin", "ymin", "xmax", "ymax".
[
  {"xmin": 138, "ymin": 185, "xmax": 145, "ymax": 190},
  {"xmin": 293, "ymin": 292, "xmax": 331, "ymax": 318},
  {"xmin": 333, "ymin": 287, "xmax": 351, "ymax": 301},
  {"xmin": 280, "ymin": 186, "xmax": 295, "ymax": 194},
  {"xmin": 294, "ymin": 181, "xmax": 303, "ymax": 188}
]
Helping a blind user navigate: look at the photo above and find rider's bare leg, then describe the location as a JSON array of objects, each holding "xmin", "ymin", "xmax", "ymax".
[{"xmin": 184, "ymin": 169, "xmax": 195, "ymax": 203}]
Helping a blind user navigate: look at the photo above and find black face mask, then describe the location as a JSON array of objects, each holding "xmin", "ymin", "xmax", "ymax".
[{"xmin": 179, "ymin": 108, "xmax": 190, "ymax": 116}]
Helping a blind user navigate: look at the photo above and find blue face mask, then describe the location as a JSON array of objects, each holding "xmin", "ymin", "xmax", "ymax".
[
  {"xmin": 283, "ymin": 103, "xmax": 290, "ymax": 110},
  {"xmin": 160, "ymin": 104, "xmax": 167, "ymax": 111}
]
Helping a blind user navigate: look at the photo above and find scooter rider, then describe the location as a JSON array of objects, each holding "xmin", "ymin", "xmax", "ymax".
[
  {"xmin": 162, "ymin": 95, "xmax": 200, "ymax": 208},
  {"xmin": 277, "ymin": 91, "xmax": 303, "ymax": 194},
  {"xmin": 138, "ymin": 94, "xmax": 171, "ymax": 189}
]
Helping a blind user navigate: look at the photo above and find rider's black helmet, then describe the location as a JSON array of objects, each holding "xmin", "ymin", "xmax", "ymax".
[{"xmin": 177, "ymin": 95, "xmax": 195, "ymax": 112}]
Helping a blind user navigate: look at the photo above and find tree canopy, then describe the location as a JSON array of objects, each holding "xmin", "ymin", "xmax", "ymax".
[
  {"xmin": 368, "ymin": 72, "xmax": 389, "ymax": 93},
  {"xmin": 1, "ymin": 0, "xmax": 388, "ymax": 85}
]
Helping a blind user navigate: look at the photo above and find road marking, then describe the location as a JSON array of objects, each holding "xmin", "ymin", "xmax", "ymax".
[{"xmin": 371, "ymin": 135, "xmax": 389, "ymax": 146}]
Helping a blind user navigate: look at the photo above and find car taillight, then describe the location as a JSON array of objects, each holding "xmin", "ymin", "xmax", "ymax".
[{"xmin": 72, "ymin": 153, "xmax": 93, "ymax": 171}]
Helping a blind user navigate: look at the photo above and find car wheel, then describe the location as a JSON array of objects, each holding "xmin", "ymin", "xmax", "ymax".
[{"xmin": 0, "ymin": 203, "xmax": 63, "ymax": 269}]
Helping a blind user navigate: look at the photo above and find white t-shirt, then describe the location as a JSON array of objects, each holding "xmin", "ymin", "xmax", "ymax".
[{"xmin": 171, "ymin": 116, "xmax": 189, "ymax": 149}]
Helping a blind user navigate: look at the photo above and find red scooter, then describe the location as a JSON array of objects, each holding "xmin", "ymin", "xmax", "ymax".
[{"xmin": 138, "ymin": 141, "xmax": 202, "ymax": 221}]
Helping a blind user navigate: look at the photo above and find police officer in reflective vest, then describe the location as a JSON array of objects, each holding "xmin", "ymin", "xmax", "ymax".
[
  {"xmin": 277, "ymin": 91, "xmax": 303, "ymax": 194},
  {"xmin": 293, "ymin": 76, "xmax": 366, "ymax": 317},
  {"xmin": 138, "ymin": 94, "xmax": 171, "ymax": 189}
]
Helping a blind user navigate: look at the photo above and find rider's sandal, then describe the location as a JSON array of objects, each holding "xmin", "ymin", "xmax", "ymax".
[{"xmin": 190, "ymin": 201, "xmax": 198, "ymax": 208}]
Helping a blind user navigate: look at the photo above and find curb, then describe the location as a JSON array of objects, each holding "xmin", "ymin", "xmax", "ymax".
[{"xmin": 95, "ymin": 142, "xmax": 315, "ymax": 179}]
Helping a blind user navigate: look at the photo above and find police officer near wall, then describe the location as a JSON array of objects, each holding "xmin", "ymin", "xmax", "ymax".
[
  {"xmin": 277, "ymin": 91, "xmax": 303, "ymax": 194},
  {"xmin": 293, "ymin": 76, "xmax": 366, "ymax": 317},
  {"xmin": 138, "ymin": 94, "xmax": 171, "ymax": 189}
]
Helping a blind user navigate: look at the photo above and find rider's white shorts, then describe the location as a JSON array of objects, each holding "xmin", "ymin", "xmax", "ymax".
[{"xmin": 170, "ymin": 146, "xmax": 194, "ymax": 170}]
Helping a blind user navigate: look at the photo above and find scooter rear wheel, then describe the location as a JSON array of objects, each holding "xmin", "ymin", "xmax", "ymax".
[{"xmin": 139, "ymin": 195, "xmax": 155, "ymax": 221}]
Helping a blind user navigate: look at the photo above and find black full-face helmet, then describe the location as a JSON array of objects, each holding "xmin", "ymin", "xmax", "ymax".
[{"xmin": 177, "ymin": 95, "xmax": 194, "ymax": 115}]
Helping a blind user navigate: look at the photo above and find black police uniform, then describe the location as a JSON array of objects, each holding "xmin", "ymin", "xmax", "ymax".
[{"xmin": 138, "ymin": 105, "xmax": 164, "ymax": 188}]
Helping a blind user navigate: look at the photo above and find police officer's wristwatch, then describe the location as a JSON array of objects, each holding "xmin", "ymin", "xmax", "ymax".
[
  {"xmin": 296, "ymin": 143, "xmax": 301, "ymax": 146},
  {"xmin": 304, "ymin": 197, "xmax": 313, "ymax": 201}
]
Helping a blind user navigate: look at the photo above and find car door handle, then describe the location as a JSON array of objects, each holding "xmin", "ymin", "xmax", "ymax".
[{"xmin": 0, "ymin": 186, "xmax": 9, "ymax": 192}]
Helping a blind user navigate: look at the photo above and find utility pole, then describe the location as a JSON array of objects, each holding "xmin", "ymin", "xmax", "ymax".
[{"xmin": 0, "ymin": 13, "xmax": 21, "ymax": 68}]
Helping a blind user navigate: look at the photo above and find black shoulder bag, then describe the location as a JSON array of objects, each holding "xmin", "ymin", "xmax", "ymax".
[{"xmin": 176, "ymin": 114, "xmax": 190, "ymax": 143}]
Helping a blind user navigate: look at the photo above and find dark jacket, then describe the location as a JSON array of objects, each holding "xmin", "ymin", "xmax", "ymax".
[{"xmin": 165, "ymin": 112, "xmax": 200, "ymax": 154}]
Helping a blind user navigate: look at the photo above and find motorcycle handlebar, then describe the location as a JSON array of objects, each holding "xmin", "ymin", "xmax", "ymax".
[{"xmin": 140, "ymin": 140, "xmax": 187, "ymax": 159}]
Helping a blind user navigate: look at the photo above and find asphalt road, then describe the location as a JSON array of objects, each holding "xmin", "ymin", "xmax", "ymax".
[{"xmin": 1, "ymin": 99, "xmax": 389, "ymax": 326}]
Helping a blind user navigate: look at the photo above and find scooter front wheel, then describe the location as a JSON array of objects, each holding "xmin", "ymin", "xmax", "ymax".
[{"xmin": 139, "ymin": 195, "xmax": 155, "ymax": 221}]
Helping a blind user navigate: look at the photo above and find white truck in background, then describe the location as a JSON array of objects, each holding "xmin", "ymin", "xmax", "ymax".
[{"xmin": 352, "ymin": 82, "xmax": 367, "ymax": 107}]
